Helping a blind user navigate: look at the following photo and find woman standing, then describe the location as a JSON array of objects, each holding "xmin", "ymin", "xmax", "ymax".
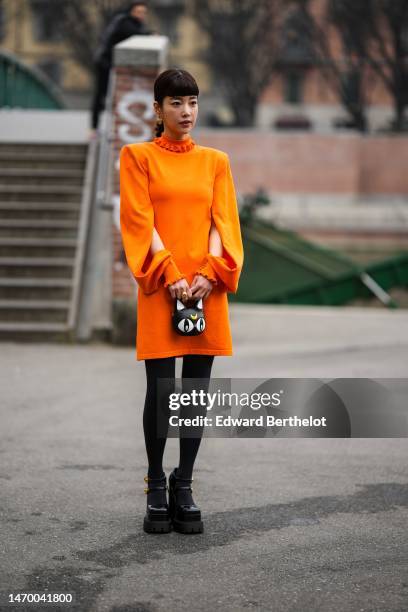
[{"xmin": 120, "ymin": 69, "xmax": 244, "ymax": 534}]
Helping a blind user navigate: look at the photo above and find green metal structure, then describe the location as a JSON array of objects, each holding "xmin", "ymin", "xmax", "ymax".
[
  {"xmin": 231, "ymin": 218, "xmax": 408, "ymax": 307},
  {"xmin": 0, "ymin": 50, "xmax": 65, "ymax": 109}
]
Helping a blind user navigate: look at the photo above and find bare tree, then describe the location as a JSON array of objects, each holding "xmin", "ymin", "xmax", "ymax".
[
  {"xmin": 27, "ymin": 0, "xmax": 130, "ymax": 74},
  {"xmin": 62, "ymin": 0, "xmax": 132, "ymax": 72},
  {"xmin": 189, "ymin": 0, "xmax": 285, "ymax": 127},
  {"xmin": 291, "ymin": 0, "xmax": 408, "ymax": 132},
  {"xmin": 363, "ymin": 0, "xmax": 408, "ymax": 131},
  {"xmin": 288, "ymin": 0, "xmax": 371, "ymax": 131}
]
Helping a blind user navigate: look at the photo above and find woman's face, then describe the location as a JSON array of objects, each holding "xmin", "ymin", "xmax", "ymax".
[{"xmin": 155, "ymin": 95, "xmax": 198, "ymax": 138}]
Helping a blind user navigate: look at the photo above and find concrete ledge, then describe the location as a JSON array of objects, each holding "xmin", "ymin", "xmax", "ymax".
[
  {"xmin": 0, "ymin": 110, "xmax": 89, "ymax": 143},
  {"xmin": 255, "ymin": 194, "xmax": 408, "ymax": 232},
  {"xmin": 229, "ymin": 302, "xmax": 408, "ymax": 317},
  {"xmin": 113, "ymin": 35, "xmax": 169, "ymax": 68}
]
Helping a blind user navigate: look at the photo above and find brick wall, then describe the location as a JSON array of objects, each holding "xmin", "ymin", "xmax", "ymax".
[{"xmin": 196, "ymin": 130, "xmax": 408, "ymax": 195}]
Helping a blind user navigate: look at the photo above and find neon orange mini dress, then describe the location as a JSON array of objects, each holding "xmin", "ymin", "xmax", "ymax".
[{"xmin": 119, "ymin": 132, "xmax": 244, "ymax": 361}]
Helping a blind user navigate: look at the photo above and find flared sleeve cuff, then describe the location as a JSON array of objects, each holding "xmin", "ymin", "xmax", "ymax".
[
  {"xmin": 136, "ymin": 248, "xmax": 174, "ymax": 294},
  {"xmin": 196, "ymin": 256, "xmax": 218, "ymax": 285},
  {"xmin": 163, "ymin": 257, "xmax": 186, "ymax": 288},
  {"xmin": 208, "ymin": 152, "xmax": 244, "ymax": 294},
  {"xmin": 196, "ymin": 252, "xmax": 241, "ymax": 293}
]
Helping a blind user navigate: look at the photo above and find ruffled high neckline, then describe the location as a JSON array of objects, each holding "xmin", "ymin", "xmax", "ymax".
[{"xmin": 153, "ymin": 132, "xmax": 195, "ymax": 153}]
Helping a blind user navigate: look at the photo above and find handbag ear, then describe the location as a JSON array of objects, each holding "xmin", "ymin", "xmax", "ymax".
[
  {"xmin": 176, "ymin": 298, "xmax": 185, "ymax": 311},
  {"xmin": 196, "ymin": 297, "xmax": 203, "ymax": 310}
]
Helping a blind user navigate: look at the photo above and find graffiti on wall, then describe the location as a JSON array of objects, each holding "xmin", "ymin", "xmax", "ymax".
[{"xmin": 117, "ymin": 89, "xmax": 155, "ymax": 144}]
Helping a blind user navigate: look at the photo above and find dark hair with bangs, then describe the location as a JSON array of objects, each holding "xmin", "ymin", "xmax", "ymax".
[{"xmin": 154, "ymin": 69, "xmax": 199, "ymax": 137}]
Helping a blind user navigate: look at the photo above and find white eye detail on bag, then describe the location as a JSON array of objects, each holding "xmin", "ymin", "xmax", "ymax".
[
  {"xmin": 196, "ymin": 318, "xmax": 205, "ymax": 332},
  {"xmin": 178, "ymin": 319, "xmax": 194, "ymax": 333}
]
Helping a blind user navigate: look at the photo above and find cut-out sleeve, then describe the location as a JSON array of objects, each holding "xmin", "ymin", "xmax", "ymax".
[
  {"xmin": 120, "ymin": 145, "xmax": 185, "ymax": 294},
  {"xmin": 163, "ymin": 259, "xmax": 186, "ymax": 288},
  {"xmin": 196, "ymin": 152, "xmax": 244, "ymax": 293}
]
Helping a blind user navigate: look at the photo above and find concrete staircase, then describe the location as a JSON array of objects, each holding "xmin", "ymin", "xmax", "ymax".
[{"xmin": 0, "ymin": 143, "xmax": 89, "ymax": 341}]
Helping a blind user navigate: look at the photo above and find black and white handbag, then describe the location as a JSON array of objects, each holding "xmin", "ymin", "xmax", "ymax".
[{"xmin": 172, "ymin": 297, "xmax": 206, "ymax": 336}]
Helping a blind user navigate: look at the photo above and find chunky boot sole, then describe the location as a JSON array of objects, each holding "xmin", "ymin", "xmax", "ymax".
[
  {"xmin": 168, "ymin": 469, "xmax": 204, "ymax": 534},
  {"xmin": 143, "ymin": 515, "xmax": 172, "ymax": 534},
  {"xmin": 171, "ymin": 516, "xmax": 204, "ymax": 534},
  {"xmin": 143, "ymin": 474, "xmax": 171, "ymax": 534}
]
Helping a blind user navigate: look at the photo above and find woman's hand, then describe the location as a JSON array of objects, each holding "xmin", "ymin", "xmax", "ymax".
[
  {"xmin": 168, "ymin": 278, "xmax": 193, "ymax": 302},
  {"xmin": 190, "ymin": 274, "xmax": 214, "ymax": 300}
]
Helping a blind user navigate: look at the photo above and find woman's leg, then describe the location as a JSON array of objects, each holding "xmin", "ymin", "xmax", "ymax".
[
  {"xmin": 90, "ymin": 63, "xmax": 110, "ymax": 130},
  {"xmin": 177, "ymin": 355, "xmax": 215, "ymax": 479},
  {"xmin": 143, "ymin": 357, "xmax": 176, "ymax": 479}
]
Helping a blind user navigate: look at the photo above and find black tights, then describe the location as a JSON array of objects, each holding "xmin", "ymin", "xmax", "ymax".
[{"xmin": 143, "ymin": 355, "xmax": 214, "ymax": 480}]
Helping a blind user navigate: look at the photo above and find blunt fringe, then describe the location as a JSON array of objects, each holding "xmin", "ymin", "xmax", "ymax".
[{"xmin": 153, "ymin": 69, "xmax": 199, "ymax": 137}]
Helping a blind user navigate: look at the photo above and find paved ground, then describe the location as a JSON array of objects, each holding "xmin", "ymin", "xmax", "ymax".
[{"xmin": 1, "ymin": 303, "xmax": 408, "ymax": 612}]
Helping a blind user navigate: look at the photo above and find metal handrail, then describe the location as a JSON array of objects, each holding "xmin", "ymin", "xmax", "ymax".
[
  {"xmin": 95, "ymin": 71, "xmax": 115, "ymax": 211},
  {"xmin": 73, "ymin": 69, "xmax": 115, "ymax": 341},
  {"xmin": 68, "ymin": 137, "xmax": 99, "ymax": 333}
]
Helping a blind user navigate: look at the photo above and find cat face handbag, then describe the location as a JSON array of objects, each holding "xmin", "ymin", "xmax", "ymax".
[{"xmin": 172, "ymin": 297, "xmax": 206, "ymax": 335}]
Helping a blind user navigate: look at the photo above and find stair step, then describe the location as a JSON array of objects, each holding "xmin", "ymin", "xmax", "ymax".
[
  {"xmin": 0, "ymin": 219, "xmax": 78, "ymax": 229},
  {"xmin": 0, "ymin": 159, "xmax": 85, "ymax": 171},
  {"xmin": 0, "ymin": 144, "xmax": 87, "ymax": 155},
  {"xmin": 0, "ymin": 191, "xmax": 81, "ymax": 203},
  {"xmin": 0, "ymin": 277, "xmax": 72, "ymax": 287},
  {"xmin": 0, "ymin": 299, "xmax": 70, "ymax": 309},
  {"xmin": 0, "ymin": 257, "xmax": 75, "ymax": 266},
  {"xmin": 0, "ymin": 185, "xmax": 82, "ymax": 194},
  {"xmin": 0, "ymin": 202, "xmax": 80, "ymax": 220},
  {"xmin": 0, "ymin": 202, "xmax": 80, "ymax": 210},
  {"xmin": 0, "ymin": 256, "xmax": 75, "ymax": 278},
  {"xmin": 0, "ymin": 237, "xmax": 77, "ymax": 256},
  {"xmin": 0, "ymin": 151, "xmax": 86, "ymax": 162},
  {"xmin": 0, "ymin": 218, "xmax": 78, "ymax": 237},
  {"xmin": 0, "ymin": 237, "xmax": 77, "ymax": 246},
  {"xmin": 0, "ymin": 208, "xmax": 80, "ymax": 221},
  {"xmin": 0, "ymin": 170, "xmax": 83, "ymax": 187},
  {"xmin": 0, "ymin": 322, "xmax": 69, "ymax": 331},
  {"xmin": 0, "ymin": 168, "xmax": 84, "ymax": 179},
  {"xmin": 0, "ymin": 298, "xmax": 70, "ymax": 322},
  {"xmin": 0, "ymin": 277, "xmax": 73, "ymax": 298}
]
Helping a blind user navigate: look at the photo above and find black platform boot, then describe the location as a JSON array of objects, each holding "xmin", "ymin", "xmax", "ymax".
[
  {"xmin": 143, "ymin": 473, "xmax": 171, "ymax": 534},
  {"xmin": 168, "ymin": 467, "xmax": 204, "ymax": 534}
]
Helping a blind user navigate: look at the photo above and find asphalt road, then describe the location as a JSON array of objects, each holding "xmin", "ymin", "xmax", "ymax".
[{"xmin": 1, "ymin": 304, "xmax": 408, "ymax": 612}]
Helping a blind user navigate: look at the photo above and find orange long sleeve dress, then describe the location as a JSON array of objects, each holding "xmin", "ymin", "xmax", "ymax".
[{"xmin": 119, "ymin": 132, "xmax": 244, "ymax": 361}]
